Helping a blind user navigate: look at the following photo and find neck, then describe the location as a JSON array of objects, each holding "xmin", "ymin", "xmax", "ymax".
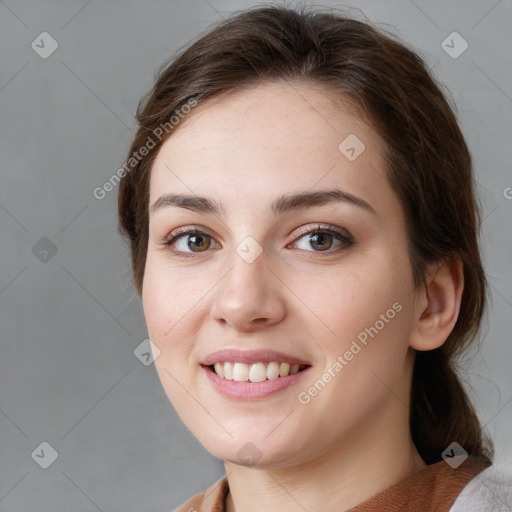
[{"xmin": 224, "ymin": 395, "xmax": 425, "ymax": 512}]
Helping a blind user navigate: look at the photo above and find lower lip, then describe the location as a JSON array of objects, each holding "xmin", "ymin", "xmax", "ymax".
[{"xmin": 201, "ymin": 365, "xmax": 311, "ymax": 400}]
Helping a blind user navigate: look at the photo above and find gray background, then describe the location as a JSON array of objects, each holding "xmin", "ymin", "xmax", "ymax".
[{"xmin": 0, "ymin": 0, "xmax": 510, "ymax": 510}]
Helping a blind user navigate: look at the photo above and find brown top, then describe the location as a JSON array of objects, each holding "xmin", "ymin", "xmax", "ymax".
[{"xmin": 172, "ymin": 456, "xmax": 490, "ymax": 512}]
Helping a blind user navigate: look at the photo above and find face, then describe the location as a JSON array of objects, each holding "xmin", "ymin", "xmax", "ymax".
[{"xmin": 142, "ymin": 81, "xmax": 419, "ymax": 469}]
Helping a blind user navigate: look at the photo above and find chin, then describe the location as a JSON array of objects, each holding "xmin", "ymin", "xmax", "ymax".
[{"xmin": 197, "ymin": 431, "xmax": 310, "ymax": 470}]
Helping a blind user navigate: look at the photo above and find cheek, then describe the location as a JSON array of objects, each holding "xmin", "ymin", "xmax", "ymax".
[
  {"xmin": 300, "ymin": 289, "xmax": 414, "ymax": 434},
  {"xmin": 142, "ymin": 256, "xmax": 193, "ymax": 338},
  {"xmin": 142, "ymin": 257, "xmax": 209, "ymax": 379},
  {"xmin": 142, "ymin": 266, "xmax": 196, "ymax": 408},
  {"xmin": 307, "ymin": 253, "xmax": 414, "ymax": 377},
  {"xmin": 142, "ymin": 268, "xmax": 186, "ymax": 373},
  {"xmin": 308, "ymin": 267, "xmax": 400, "ymax": 335},
  {"xmin": 142, "ymin": 278, "xmax": 173, "ymax": 342}
]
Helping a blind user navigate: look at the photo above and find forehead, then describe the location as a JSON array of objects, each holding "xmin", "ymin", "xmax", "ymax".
[{"xmin": 148, "ymin": 80, "xmax": 391, "ymax": 215}]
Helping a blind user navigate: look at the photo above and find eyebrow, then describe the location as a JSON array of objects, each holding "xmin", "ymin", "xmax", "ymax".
[{"xmin": 150, "ymin": 189, "xmax": 377, "ymax": 217}]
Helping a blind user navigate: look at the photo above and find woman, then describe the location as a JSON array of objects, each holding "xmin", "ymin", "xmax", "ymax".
[{"xmin": 117, "ymin": 5, "xmax": 510, "ymax": 511}]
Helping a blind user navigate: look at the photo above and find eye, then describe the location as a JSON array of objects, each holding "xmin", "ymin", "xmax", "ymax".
[
  {"xmin": 290, "ymin": 224, "xmax": 353, "ymax": 254},
  {"xmin": 162, "ymin": 228, "xmax": 217, "ymax": 257}
]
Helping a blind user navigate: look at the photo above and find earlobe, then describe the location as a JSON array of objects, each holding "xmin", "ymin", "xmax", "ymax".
[{"xmin": 410, "ymin": 258, "xmax": 464, "ymax": 351}]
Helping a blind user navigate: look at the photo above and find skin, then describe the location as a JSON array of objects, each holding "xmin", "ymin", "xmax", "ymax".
[{"xmin": 142, "ymin": 80, "xmax": 464, "ymax": 511}]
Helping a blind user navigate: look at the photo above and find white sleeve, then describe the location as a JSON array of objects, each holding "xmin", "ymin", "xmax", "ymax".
[{"xmin": 449, "ymin": 465, "xmax": 512, "ymax": 511}]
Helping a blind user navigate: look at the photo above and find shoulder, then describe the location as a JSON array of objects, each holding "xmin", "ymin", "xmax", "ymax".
[
  {"xmin": 171, "ymin": 476, "xmax": 229, "ymax": 512},
  {"xmin": 449, "ymin": 464, "xmax": 512, "ymax": 511}
]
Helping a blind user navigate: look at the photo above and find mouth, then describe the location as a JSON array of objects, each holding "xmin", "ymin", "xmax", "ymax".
[
  {"xmin": 202, "ymin": 361, "xmax": 311, "ymax": 383},
  {"xmin": 200, "ymin": 348, "xmax": 313, "ymax": 399}
]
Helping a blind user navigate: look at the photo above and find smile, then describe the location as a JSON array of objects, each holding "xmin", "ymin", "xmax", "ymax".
[
  {"xmin": 200, "ymin": 348, "xmax": 312, "ymax": 399},
  {"xmin": 207, "ymin": 361, "xmax": 309, "ymax": 382}
]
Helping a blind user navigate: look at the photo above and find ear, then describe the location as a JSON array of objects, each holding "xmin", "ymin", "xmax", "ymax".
[{"xmin": 409, "ymin": 257, "xmax": 464, "ymax": 351}]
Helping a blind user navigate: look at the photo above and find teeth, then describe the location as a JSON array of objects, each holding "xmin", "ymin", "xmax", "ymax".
[
  {"xmin": 224, "ymin": 362, "xmax": 233, "ymax": 380},
  {"xmin": 266, "ymin": 361, "xmax": 280, "ymax": 380},
  {"xmin": 290, "ymin": 364, "xmax": 300, "ymax": 374},
  {"xmin": 214, "ymin": 362, "xmax": 224, "ymax": 379},
  {"xmin": 233, "ymin": 362, "xmax": 249, "ymax": 381},
  {"xmin": 249, "ymin": 363, "xmax": 267, "ymax": 382},
  {"xmin": 211, "ymin": 361, "xmax": 308, "ymax": 382}
]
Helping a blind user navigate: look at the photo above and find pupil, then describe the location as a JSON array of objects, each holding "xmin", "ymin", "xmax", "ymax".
[
  {"xmin": 311, "ymin": 233, "xmax": 332, "ymax": 251},
  {"xmin": 189, "ymin": 234, "xmax": 208, "ymax": 251}
]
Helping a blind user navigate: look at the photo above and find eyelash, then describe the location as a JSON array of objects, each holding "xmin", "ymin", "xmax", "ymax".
[{"xmin": 161, "ymin": 224, "xmax": 354, "ymax": 259}]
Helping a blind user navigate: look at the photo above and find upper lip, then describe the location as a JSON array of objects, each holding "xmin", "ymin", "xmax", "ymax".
[{"xmin": 201, "ymin": 348, "xmax": 312, "ymax": 366}]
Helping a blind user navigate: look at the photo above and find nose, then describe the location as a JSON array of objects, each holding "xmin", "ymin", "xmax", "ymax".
[{"xmin": 210, "ymin": 247, "xmax": 286, "ymax": 333}]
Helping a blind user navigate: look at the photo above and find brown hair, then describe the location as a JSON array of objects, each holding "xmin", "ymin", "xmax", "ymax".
[{"xmin": 118, "ymin": 4, "xmax": 492, "ymax": 465}]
